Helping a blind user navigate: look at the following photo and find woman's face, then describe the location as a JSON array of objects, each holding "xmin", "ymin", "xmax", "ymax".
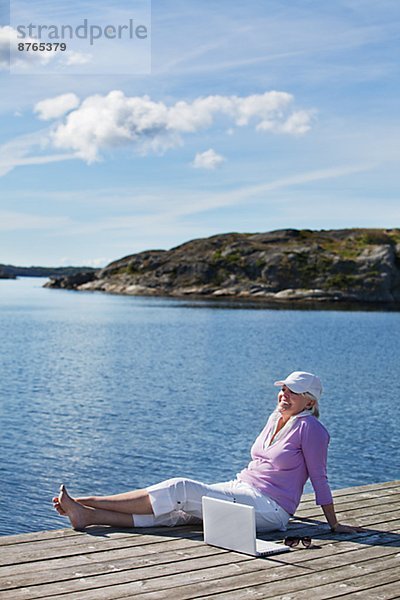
[{"xmin": 277, "ymin": 385, "xmax": 314, "ymax": 418}]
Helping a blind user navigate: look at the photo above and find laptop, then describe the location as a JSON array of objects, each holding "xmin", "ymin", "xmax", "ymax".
[{"xmin": 202, "ymin": 496, "xmax": 291, "ymax": 557}]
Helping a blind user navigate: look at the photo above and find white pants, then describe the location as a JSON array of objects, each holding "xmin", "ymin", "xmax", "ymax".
[{"xmin": 132, "ymin": 477, "xmax": 290, "ymax": 532}]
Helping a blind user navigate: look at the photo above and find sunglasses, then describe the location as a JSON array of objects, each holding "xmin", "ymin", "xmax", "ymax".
[{"xmin": 284, "ymin": 536, "xmax": 312, "ymax": 548}]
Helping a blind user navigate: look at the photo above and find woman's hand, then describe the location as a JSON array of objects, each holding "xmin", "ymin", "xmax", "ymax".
[
  {"xmin": 332, "ymin": 523, "xmax": 365, "ymax": 533},
  {"xmin": 322, "ymin": 505, "xmax": 365, "ymax": 534}
]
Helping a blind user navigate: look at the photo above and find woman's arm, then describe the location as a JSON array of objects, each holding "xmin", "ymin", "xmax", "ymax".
[
  {"xmin": 301, "ymin": 422, "xmax": 364, "ymax": 533},
  {"xmin": 321, "ymin": 503, "xmax": 365, "ymax": 533}
]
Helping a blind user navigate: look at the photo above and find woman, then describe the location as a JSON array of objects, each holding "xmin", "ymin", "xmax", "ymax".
[{"xmin": 53, "ymin": 371, "xmax": 362, "ymax": 534}]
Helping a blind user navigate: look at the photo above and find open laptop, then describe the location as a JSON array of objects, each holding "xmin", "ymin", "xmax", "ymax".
[{"xmin": 202, "ymin": 496, "xmax": 291, "ymax": 557}]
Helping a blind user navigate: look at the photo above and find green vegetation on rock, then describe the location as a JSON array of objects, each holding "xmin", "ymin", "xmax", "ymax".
[{"xmin": 45, "ymin": 228, "xmax": 400, "ymax": 305}]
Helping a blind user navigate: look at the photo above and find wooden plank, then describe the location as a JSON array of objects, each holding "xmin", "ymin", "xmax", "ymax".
[
  {"xmin": 3, "ymin": 512, "xmax": 398, "ymax": 585},
  {"xmin": 132, "ymin": 542, "xmax": 399, "ymax": 599},
  {"xmin": 2, "ymin": 533, "xmax": 400, "ymax": 599},
  {"xmin": 329, "ymin": 581, "xmax": 400, "ymax": 600},
  {"xmin": 3, "ymin": 494, "xmax": 398, "ymax": 570},
  {"xmin": 0, "ymin": 530, "xmax": 205, "ymax": 567},
  {"xmin": 1, "ymin": 481, "xmax": 399, "ymax": 600},
  {"xmin": 319, "ymin": 480, "xmax": 400, "ymax": 498},
  {"xmin": 136, "ymin": 554, "xmax": 400, "ymax": 600},
  {"xmin": 1, "ymin": 481, "xmax": 397, "ymax": 548},
  {"xmin": 33, "ymin": 490, "xmax": 400, "ymax": 553},
  {"xmin": 200, "ymin": 575, "xmax": 400, "ymax": 600},
  {"xmin": 0, "ymin": 553, "xmax": 253, "ymax": 599},
  {"xmin": 296, "ymin": 481, "xmax": 400, "ymax": 510},
  {"xmin": 282, "ymin": 490, "xmax": 400, "ymax": 532},
  {"xmin": 289, "ymin": 502, "xmax": 400, "ymax": 530},
  {"xmin": 296, "ymin": 492, "xmax": 400, "ymax": 519},
  {"xmin": 14, "ymin": 551, "xmax": 399, "ymax": 600},
  {"xmin": 0, "ymin": 530, "xmax": 169, "ymax": 554},
  {"xmin": 269, "ymin": 561, "xmax": 400, "ymax": 600},
  {"xmin": 2, "ymin": 514, "xmax": 399, "ymax": 584},
  {"xmin": 0, "ymin": 537, "xmax": 217, "ymax": 578},
  {"xmin": 4, "ymin": 521, "xmax": 400, "ymax": 597},
  {"xmin": 3, "ymin": 519, "xmax": 399, "ymax": 593},
  {"xmin": 0, "ymin": 549, "xmax": 245, "ymax": 593},
  {"xmin": 298, "ymin": 484, "xmax": 400, "ymax": 510},
  {"xmin": 0, "ymin": 526, "xmax": 205, "ymax": 560},
  {"xmin": 264, "ymin": 511, "xmax": 400, "ymax": 542},
  {"xmin": 3, "ymin": 498, "xmax": 396, "ymax": 577},
  {"xmin": 3, "ymin": 519, "xmax": 399, "ymax": 587},
  {"xmin": 0, "ymin": 524, "xmax": 202, "ymax": 547},
  {"xmin": 296, "ymin": 492, "xmax": 400, "ymax": 518},
  {"xmin": 0, "ymin": 528, "xmax": 81, "ymax": 547}
]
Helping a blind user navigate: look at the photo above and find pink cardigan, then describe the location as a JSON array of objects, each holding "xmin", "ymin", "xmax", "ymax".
[{"xmin": 238, "ymin": 412, "xmax": 333, "ymax": 515}]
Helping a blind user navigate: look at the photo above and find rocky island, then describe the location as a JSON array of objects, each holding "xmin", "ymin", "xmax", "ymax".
[
  {"xmin": 44, "ymin": 228, "xmax": 400, "ymax": 306},
  {"xmin": 0, "ymin": 268, "xmax": 16, "ymax": 279},
  {"xmin": 0, "ymin": 265, "xmax": 96, "ymax": 278}
]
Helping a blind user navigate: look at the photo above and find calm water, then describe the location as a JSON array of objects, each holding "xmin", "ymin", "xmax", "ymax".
[{"xmin": 1, "ymin": 278, "xmax": 399, "ymax": 535}]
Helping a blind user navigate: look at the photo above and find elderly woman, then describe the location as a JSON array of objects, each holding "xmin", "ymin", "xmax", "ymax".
[{"xmin": 54, "ymin": 371, "xmax": 362, "ymax": 534}]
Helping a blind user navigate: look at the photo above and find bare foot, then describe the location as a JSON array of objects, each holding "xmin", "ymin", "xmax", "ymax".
[
  {"xmin": 53, "ymin": 494, "xmax": 91, "ymax": 513},
  {"xmin": 52, "ymin": 496, "xmax": 66, "ymax": 515},
  {"xmin": 58, "ymin": 485, "xmax": 93, "ymax": 530}
]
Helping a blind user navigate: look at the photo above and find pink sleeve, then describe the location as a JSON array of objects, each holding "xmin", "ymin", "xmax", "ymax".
[{"xmin": 300, "ymin": 419, "xmax": 333, "ymax": 506}]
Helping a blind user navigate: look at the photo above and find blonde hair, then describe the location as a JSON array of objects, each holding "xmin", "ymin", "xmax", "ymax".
[{"xmin": 303, "ymin": 392, "xmax": 320, "ymax": 418}]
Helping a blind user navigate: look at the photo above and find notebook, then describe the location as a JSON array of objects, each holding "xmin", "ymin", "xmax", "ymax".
[{"xmin": 202, "ymin": 496, "xmax": 290, "ymax": 557}]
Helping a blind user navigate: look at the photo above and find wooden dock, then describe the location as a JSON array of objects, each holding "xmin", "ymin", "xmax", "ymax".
[{"xmin": 1, "ymin": 480, "xmax": 399, "ymax": 599}]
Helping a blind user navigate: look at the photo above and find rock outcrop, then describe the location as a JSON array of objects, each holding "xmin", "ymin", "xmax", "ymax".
[
  {"xmin": 44, "ymin": 271, "xmax": 97, "ymax": 289},
  {"xmin": 0, "ymin": 265, "xmax": 96, "ymax": 278},
  {"xmin": 0, "ymin": 268, "xmax": 16, "ymax": 279},
  {"xmin": 44, "ymin": 229, "xmax": 400, "ymax": 305}
]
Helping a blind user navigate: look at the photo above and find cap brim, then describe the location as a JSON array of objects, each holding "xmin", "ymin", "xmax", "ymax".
[{"xmin": 274, "ymin": 380, "xmax": 306, "ymax": 394}]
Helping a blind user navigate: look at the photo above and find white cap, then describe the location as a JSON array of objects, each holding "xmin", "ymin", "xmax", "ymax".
[{"xmin": 274, "ymin": 371, "xmax": 323, "ymax": 401}]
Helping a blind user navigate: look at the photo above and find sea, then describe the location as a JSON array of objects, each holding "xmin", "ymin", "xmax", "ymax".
[{"xmin": 0, "ymin": 277, "xmax": 399, "ymax": 535}]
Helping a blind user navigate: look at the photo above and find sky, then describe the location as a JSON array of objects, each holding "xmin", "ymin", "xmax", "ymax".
[{"xmin": 0, "ymin": 0, "xmax": 399, "ymax": 267}]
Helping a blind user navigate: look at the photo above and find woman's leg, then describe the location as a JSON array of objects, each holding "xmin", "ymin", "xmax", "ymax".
[
  {"xmin": 54, "ymin": 485, "xmax": 136, "ymax": 530},
  {"xmin": 53, "ymin": 487, "xmax": 154, "ymax": 515},
  {"xmin": 75, "ymin": 490, "xmax": 154, "ymax": 514},
  {"xmin": 54, "ymin": 477, "xmax": 224, "ymax": 528},
  {"xmin": 53, "ymin": 484, "xmax": 201, "ymax": 529}
]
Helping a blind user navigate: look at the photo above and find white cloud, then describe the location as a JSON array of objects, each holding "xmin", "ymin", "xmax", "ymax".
[
  {"xmin": 0, "ymin": 26, "xmax": 91, "ymax": 74},
  {"xmin": 279, "ymin": 109, "xmax": 316, "ymax": 135},
  {"xmin": 59, "ymin": 256, "xmax": 108, "ymax": 267},
  {"xmin": 0, "ymin": 26, "xmax": 54, "ymax": 70},
  {"xmin": 0, "ymin": 153, "xmax": 77, "ymax": 176},
  {"xmin": 0, "ymin": 90, "xmax": 314, "ymax": 175},
  {"xmin": 0, "ymin": 26, "xmax": 11, "ymax": 69},
  {"xmin": 0, "ymin": 210, "xmax": 70, "ymax": 231},
  {"xmin": 62, "ymin": 51, "xmax": 93, "ymax": 66},
  {"xmin": 0, "ymin": 130, "xmax": 77, "ymax": 176},
  {"xmin": 41, "ymin": 90, "xmax": 314, "ymax": 162},
  {"xmin": 34, "ymin": 93, "xmax": 81, "ymax": 120},
  {"xmin": 256, "ymin": 108, "xmax": 315, "ymax": 134},
  {"xmin": 166, "ymin": 163, "xmax": 377, "ymax": 218},
  {"xmin": 59, "ymin": 163, "xmax": 376, "ymax": 238},
  {"xmin": 192, "ymin": 149, "xmax": 225, "ymax": 170},
  {"xmin": 190, "ymin": 163, "xmax": 377, "ymax": 214},
  {"xmin": 83, "ymin": 257, "xmax": 110, "ymax": 268}
]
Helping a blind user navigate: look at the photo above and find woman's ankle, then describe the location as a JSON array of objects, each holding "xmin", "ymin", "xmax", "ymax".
[{"xmin": 76, "ymin": 496, "xmax": 96, "ymax": 505}]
